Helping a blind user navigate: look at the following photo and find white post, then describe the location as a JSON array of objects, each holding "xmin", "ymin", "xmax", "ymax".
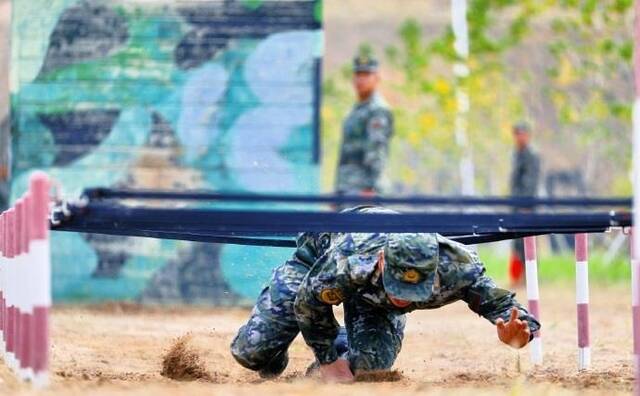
[
  {"xmin": 524, "ymin": 236, "xmax": 542, "ymax": 364},
  {"xmin": 575, "ymin": 233, "xmax": 590, "ymax": 370},
  {"xmin": 451, "ymin": 0, "xmax": 475, "ymax": 195}
]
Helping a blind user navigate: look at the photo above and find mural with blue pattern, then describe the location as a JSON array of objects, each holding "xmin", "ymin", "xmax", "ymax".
[{"xmin": 9, "ymin": 0, "xmax": 322, "ymax": 304}]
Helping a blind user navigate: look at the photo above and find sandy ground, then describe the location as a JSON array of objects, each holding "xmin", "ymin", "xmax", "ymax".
[{"xmin": 0, "ymin": 284, "xmax": 635, "ymax": 395}]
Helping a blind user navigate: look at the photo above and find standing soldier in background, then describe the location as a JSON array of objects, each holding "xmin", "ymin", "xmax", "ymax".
[
  {"xmin": 509, "ymin": 122, "xmax": 541, "ymax": 286},
  {"xmin": 335, "ymin": 54, "xmax": 394, "ymax": 197}
]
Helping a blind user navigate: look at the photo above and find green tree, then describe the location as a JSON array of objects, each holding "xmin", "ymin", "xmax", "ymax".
[{"xmin": 322, "ymin": 0, "xmax": 634, "ymax": 195}]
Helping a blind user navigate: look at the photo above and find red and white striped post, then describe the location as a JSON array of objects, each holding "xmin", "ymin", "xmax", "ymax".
[
  {"xmin": 29, "ymin": 172, "xmax": 51, "ymax": 387},
  {"xmin": 575, "ymin": 233, "xmax": 590, "ymax": 370},
  {"xmin": 6, "ymin": 208, "xmax": 16, "ymax": 371},
  {"xmin": 0, "ymin": 213, "xmax": 4, "ymax": 354},
  {"xmin": 633, "ymin": 0, "xmax": 640, "ymax": 393},
  {"xmin": 0, "ymin": 172, "xmax": 51, "ymax": 387},
  {"xmin": 631, "ymin": 229, "xmax": 640, "ymax": 395},
  {"xmin": 15, "ymin": 199, "xmax": 24, "ymax": 379},
  {"xmin": 524, "ymin": 236, "xmax": 542, "ymax": 364},
  {"xmin": 19, "ymin": 194, "xmax": 31, "ymax": 381}
]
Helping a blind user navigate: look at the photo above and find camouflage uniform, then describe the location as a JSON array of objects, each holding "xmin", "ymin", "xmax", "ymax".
[
  {"xmin": 230, "ymin": 229, "xmax": 341, "ymax": 376},
  {"xmin": 335, "ymin": 56, "xmax": 394, "ymax": 194},
  {"xmin": 510, "ymin": 144, "xmax": 541, "ymax": 263},
  {"xmin": 510, "ymin": 145, "xmax": 540, "ymax": 197},
  {"xmin": 231, "ymin": 207, "xmax": 541, "ymax": 375}
]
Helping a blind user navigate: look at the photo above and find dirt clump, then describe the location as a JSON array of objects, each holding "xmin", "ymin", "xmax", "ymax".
[
  {"xmin": 161, "ymin": 334, "xmax": 213, "ymax": 382},
  {"xmin": 355, "ymin": 369, "xmax": 404, "ymax": 382}
]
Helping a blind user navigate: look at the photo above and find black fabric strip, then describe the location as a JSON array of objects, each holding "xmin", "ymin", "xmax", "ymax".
[
  {"xmin": 51, "ymin": 224, "xmax": 610, "ymax": 247},
  {"xmin": 52, "ymin": 226, "xmax": 299, "ymax": 247},
  {"xmin": 50, "ymin": 202, "xmax": 630, "ymax": 247},
  {"xmin": 82, "ymin": 188, "xmax": 631, "ymax": 208}
]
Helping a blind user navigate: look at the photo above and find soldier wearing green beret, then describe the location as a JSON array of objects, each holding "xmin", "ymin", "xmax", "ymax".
[
  {"xmin": 230, "ymin": 206, "xmax": 540, "ymax": 383},
  {"xmin": 335, "ymin": 55, "xmax": 394, "ymax": 196}
]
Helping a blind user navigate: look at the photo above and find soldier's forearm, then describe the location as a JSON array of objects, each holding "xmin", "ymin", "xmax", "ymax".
[
  {"xmin": 362, "ymin": 160, "xmax": 385, "ymax": 189},
  {"xmin": 296, "ymin": 323, "xmax": 340, "ymax": 364},
  {"xmin": 294, "ymin": 292, "xmax": 341, "ymax": 364},
  {"xmin": 474, "ymin": 292, "xmax": 541, "ymax": 336}
]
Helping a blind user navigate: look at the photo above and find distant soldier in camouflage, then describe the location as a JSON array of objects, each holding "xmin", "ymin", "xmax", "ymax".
[
  {"xmin": 335, "ymin": 55, "xmax": 394, "ymax": 195},
  {"xmin": 509, "ymin": 122, "xmax": 541, "ymax": 286},
  {"xmin": 510, "ymin": 122, "xmax": 540, "ymax": 198},
  {"xmin": 230, "ymin": 206, "xmax": 540, "ymax": 383}
]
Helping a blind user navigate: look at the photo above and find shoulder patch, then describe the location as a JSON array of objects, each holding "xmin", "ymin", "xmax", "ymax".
[
  {"xmin": 319, "ymin": 288, "xmax": 344, "ymax": 305},
  {"xmin": 367, "ymin": 114, "xmax": 389, "ymax": 130}
]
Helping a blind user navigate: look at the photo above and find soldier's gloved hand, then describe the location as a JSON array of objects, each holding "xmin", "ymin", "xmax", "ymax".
[
  {"xmin": 496, "ymin": 307, "xmax": 531, "ymax": 349},
  {"xmin": 319, "ymin": 358, "xmax": 354, "ymax": 383}
]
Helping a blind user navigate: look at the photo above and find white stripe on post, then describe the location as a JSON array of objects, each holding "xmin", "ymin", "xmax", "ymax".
[
  {"xmin": 524, "ymin": 236, "xmax": 542, "ymax": 364},
  {"xmin": 575, "ymin": 233, "xmax": 590, "ymax": 370}
]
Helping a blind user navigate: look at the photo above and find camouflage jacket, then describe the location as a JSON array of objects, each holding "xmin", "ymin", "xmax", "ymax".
[
  {"xmin": 510, "ymin": 146, "xmax": 540, "ymax": 197},
  {"xmin": 293, "ymin": 232, "xmax": 541, "ymax": 365},
  {"xmin": 335, "ymin": 93, "xmax": 394, "ymax": 193}
]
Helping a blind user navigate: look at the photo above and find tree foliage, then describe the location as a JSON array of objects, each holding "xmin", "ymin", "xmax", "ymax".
[{"xmin": 321, "ymin": 1, "xmax": 634, "ymax": 195}]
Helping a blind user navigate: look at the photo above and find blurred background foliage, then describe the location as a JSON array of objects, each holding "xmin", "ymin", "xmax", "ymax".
[{"xmin": 321, "ymin": 0, "xmax": 634, "ymax": 196}]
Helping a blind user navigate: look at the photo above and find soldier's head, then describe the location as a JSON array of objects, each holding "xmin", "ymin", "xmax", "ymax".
[
  {"xmin": 352, "ymin": 54, "xmax": 380, "ymax": 101},
  {"xmin": 512, "ymin": 122, "xmax": 532, "ymax": 150},
  {"xmin": 378, "ymin": 233, "xmax": 440, "ymax": 307}
]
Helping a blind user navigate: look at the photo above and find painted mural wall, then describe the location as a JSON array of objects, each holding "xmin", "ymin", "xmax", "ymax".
[
  {"xmin": 0, "ymin": 0, "xmax": 10, "ymax": 209},
  {"xmin": 10, "ymin": 0, "xmax": 323, "ymax": 304}
]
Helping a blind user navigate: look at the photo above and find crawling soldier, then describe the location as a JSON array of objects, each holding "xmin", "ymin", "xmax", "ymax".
[{"xmin": 230, "ymin": 206, "xmax": 540, "ymax": 383}]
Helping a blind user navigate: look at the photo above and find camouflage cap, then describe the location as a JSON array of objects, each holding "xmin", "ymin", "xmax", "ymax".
[
  {"xmin": 382, "ymin": 233, "xmax": 439, "ymax": 302},
  {"xmin": 513, "ymin": 121, "xmax": 531, "ymax": 134},
  {"xmin": 353, "ymin": 54, "xmax": 379, "ymax": 73}
]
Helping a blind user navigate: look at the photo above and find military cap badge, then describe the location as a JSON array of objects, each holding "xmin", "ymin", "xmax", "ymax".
[{"xmin": 402, "ymin": 269, "xmax": 421, "ymax": 284}]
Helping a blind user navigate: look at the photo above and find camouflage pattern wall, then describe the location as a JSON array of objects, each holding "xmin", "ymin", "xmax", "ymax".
[
  {"xmin": 0, "ymin": 0, "xmax": 10, "ymax": 204},
  {"xmin": 10, "ymin": 0, "xmax": 323, "ymax": 304}
]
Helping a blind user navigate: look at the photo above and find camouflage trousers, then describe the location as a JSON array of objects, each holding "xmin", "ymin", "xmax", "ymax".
[{"xmin": 230, "ymin": 259, "xmax": 406, "ymax": 374}]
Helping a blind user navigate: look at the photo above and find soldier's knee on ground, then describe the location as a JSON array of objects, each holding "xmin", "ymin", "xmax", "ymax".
[
  {"xmin": 230, "ymin": 326, "xmax": 271, "ymax": 371},
  {"xmin": 349, "ymin": 345, "xmax": 398, "ymax": 372},
  {"xmin": 230, "ymin": 327, "xmax": 290, "ymax": 378}
]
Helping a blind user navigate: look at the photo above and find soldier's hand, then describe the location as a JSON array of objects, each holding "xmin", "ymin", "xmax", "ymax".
[
  {"xmin": 496, "ymin": 307, "xmax": 530, "ymax": 349},
  {"xmin": 319, "ymin": 358, "xmax": 354, "ymax": 383}
]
